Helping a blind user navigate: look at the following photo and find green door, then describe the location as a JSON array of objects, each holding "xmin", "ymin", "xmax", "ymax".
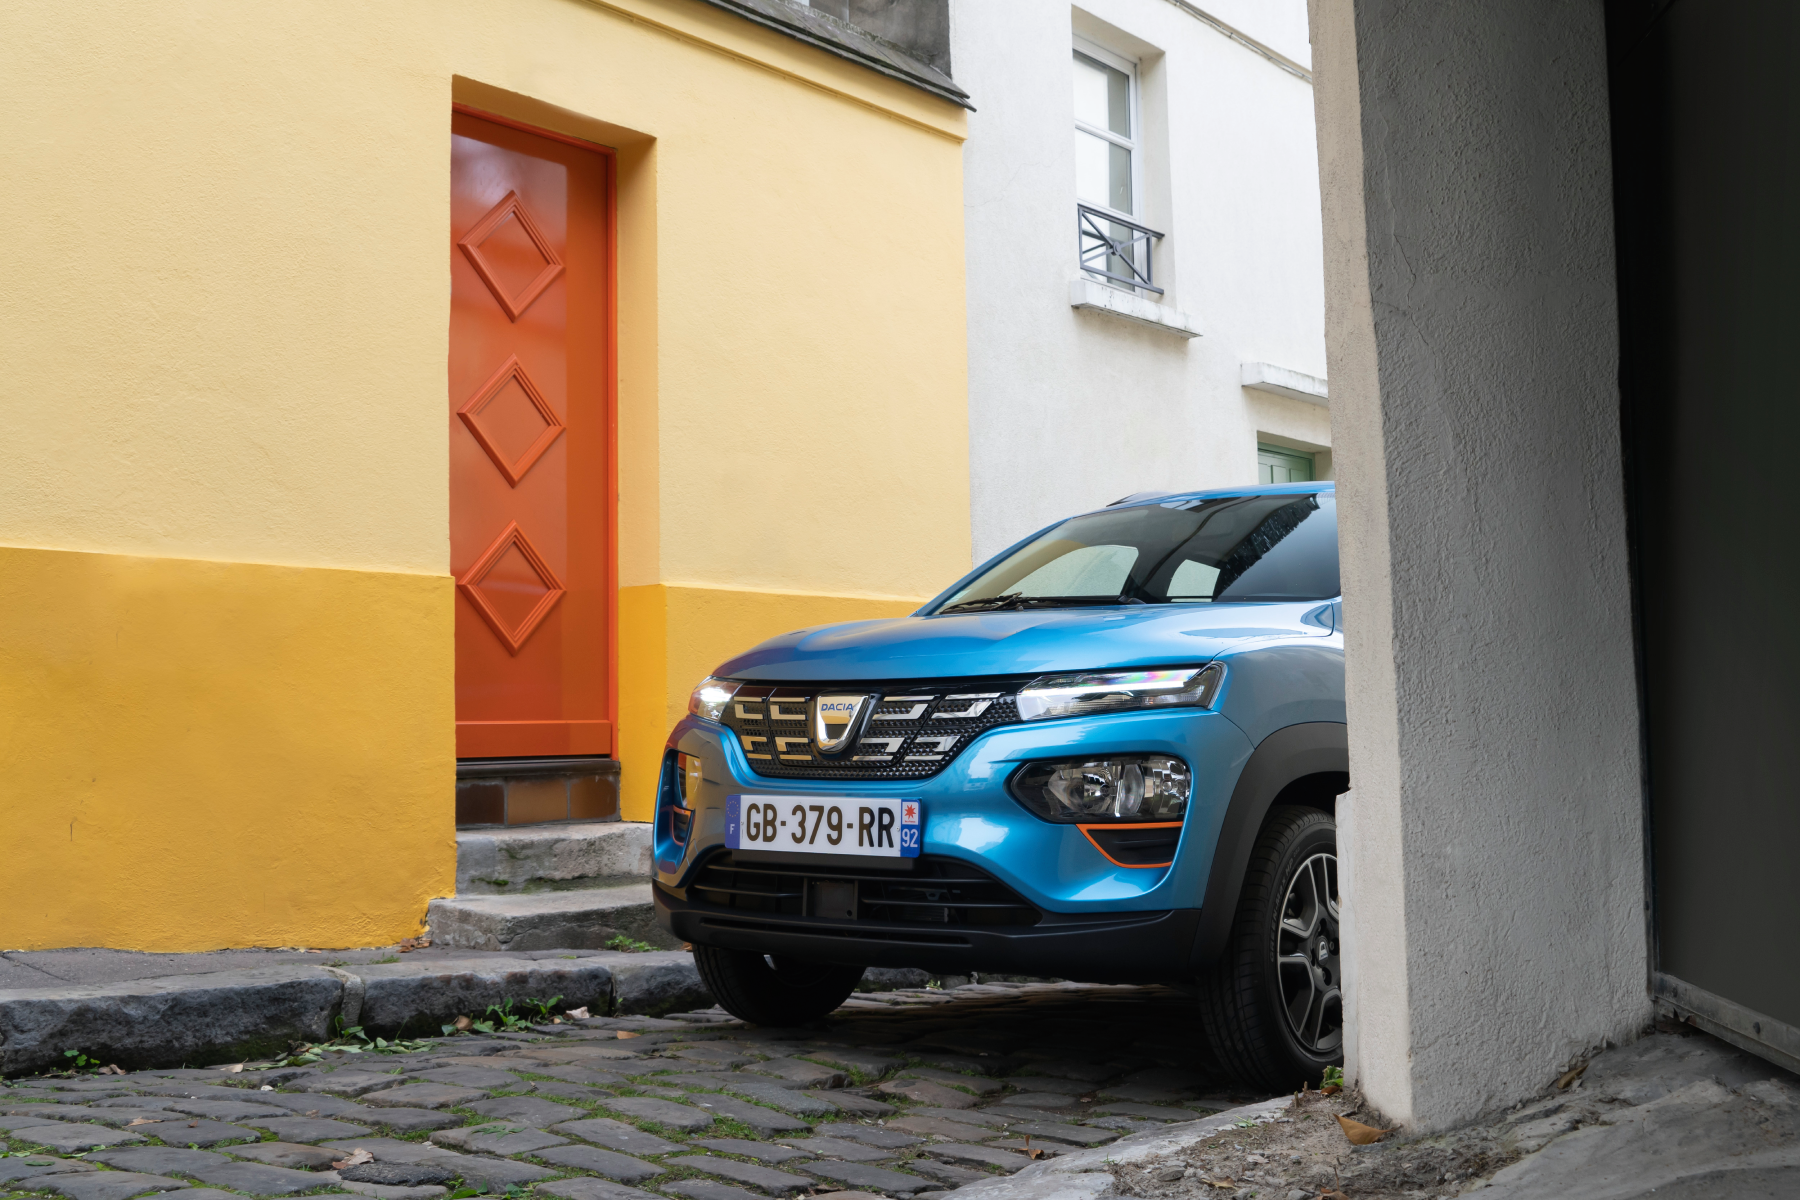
[{"xmin": 1258, "ymin": 444, "xmax": 1314, "ymax": 484}]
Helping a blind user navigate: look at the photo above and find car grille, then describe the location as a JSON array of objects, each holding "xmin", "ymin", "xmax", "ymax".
[
  {"xmin": 719, "ymin": 676, "xmax": 1032, "ymax": 780},
  {"xmin": 689, "ymin": 851, "xmax": 1041, "ymax": 928}
]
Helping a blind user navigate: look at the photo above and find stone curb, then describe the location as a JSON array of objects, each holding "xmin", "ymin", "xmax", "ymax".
[
  {"xmin": 0, "ymin": 966, "xmax": 340, "ymax": 1078},
  {"xmin": 937, "ymin": 1096, "xmax": 1293, "ymax": 1200},
  {"xmin": 0, "ymin": 951, "xmax": 712, "ymax": 1076}
]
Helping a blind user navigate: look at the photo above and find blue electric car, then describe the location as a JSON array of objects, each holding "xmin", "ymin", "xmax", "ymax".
[{"xmin": 653, "ymin": 483, "xmax": 1345, "ymax": 1088}]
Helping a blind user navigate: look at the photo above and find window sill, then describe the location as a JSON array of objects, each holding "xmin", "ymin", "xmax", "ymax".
[
  {"xmin": 1242, "ymin": 362, "xmax": 1329, "ymax": 407},
  {"xmin": 1069, "ymin": 277, "xmax": 1200, "ymax": 338}
]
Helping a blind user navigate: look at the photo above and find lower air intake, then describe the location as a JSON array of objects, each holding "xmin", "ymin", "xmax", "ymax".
[{"xmin": 689, "ymin": 852, "xmax": 1040, "ymax": 928}]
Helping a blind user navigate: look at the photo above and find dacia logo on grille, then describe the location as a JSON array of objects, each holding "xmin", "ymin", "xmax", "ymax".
[{"xmin": 811, "ymin": 693, "xmax": 873, "ymax": 756}]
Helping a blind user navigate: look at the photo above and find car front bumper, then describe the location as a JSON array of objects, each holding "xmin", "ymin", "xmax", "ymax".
[
  {"xmin": 650, "ymin": 705, "xmax": 1254, "ymax": 981},
  {"xmin": 655, "ymin": 881, "xmax": 1202, "ymax": 980}
]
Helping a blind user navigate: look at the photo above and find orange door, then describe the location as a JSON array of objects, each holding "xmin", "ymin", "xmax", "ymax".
[{"xmin": 450, "ymin": 110, "xmax": 613, "ymax": 759}]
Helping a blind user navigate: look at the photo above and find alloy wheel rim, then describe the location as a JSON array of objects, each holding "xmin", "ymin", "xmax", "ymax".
[{"xmin": 1275, "ymin": 850, "xmax": 1343, "ymax": 1054}]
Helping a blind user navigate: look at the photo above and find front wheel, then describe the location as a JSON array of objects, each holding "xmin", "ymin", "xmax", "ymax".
[
  {"xmin": 1196, "ymin": 805, "xmax": 1343, "ymax": 1091},
  {"xmin": 691, "ymin": 945, "xmax": 864, "ymax": 1025}
]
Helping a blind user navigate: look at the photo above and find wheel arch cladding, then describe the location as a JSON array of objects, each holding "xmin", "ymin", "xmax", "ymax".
[{"xmin": 1190, "ymin": 721, "xmax": 1349, "ymax": 970}]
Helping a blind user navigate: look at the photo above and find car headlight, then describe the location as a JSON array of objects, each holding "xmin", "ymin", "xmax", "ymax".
[
  {"xmin": 1008, "ymin": 754, "xmax": 1191, "ymax": 822},
  {"xmin": 1015, "ymin": 664, "xmax": 1224, "ymax": 721},
  {"xmin": 688, "ymin": 677, "xmax": 739, "ymax": 722}
]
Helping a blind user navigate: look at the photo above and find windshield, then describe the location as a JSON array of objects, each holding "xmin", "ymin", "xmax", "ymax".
[{"xmin": 935, "ymin": 492, "xmax": 1339, "ymax": 613}]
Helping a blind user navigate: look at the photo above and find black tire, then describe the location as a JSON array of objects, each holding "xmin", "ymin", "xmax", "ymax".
[
  {"xmin": 1197, "ymin": 805, "xmax": 1343, "ymax": 1091},
  {"xmin": 691, "ymin": 945, "xmax": 864, "ymax": 1026}
]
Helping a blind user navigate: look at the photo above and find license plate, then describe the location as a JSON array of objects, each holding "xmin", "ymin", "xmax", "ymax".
[{"xmin": 726, "ymin": 795, "xmax": 921, "ymax": 858}]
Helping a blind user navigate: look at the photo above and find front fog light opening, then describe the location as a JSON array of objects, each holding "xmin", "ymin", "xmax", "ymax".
[
  {"xmin": 1008, "ymin": 754, "xmax": 1191, "ymax": 823},
  {"xmin": 668, "ymin": 752, "xmax": 702, "ymax": 845}
]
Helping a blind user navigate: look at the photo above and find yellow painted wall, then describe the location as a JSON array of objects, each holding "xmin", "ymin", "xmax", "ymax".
[
  {"xmin": 0, "ymin": 547, "xmax": 455, "ymax": 952},
  {"xmin": 0, "ymin": 0, "xmax": 968, "ymax": 946},
  {"xmin": 617, "ymin": 584, "xmax": 927, "ymax": 818}
]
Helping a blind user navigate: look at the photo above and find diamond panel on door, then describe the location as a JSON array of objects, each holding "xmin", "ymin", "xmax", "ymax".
[
  {"xmin": 457, "ymin": 521, "xmax": 565, "ymax": 655},
  {"xmin": 459, "ymin": 190, "xmax": 566, "ymax": 321},
  {"xmin": 451, "ymin": 111, "xmax": 613, "ymax": 765},
  {"xmin": 458, "ymin": 355, "xmax": 565, "ymax": 486}
]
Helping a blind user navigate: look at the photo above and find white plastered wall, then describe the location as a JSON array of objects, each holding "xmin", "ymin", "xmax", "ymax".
[
  {"xmin": 954, "ymin": 0, "xmax": 1329, "ymax": 562},
  {"xmin": 1311, "ymin": 0, "xmax": 1650, "ymax": 1130}
]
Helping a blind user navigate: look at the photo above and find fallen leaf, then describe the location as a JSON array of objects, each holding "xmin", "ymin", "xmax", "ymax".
[
  {"xmin": 1556, "ymin": 1062, "xmax": 1588, "ymax": 1089},
  {"xmin": 452, "ymin": 1016, "xmax": 474, "ymax": 1032},
  {"xmin": 1337, "ymin": 1114, "xmax": 1389, "ymax": 1145},
  {"xmin": 1321, "ymin": 1192, "xmax": 1350, "ymax": 1200},
  {"xmin": 565, "ymin": 1007, "xmax": 590, "ymax": 1020},
  {"xmin": 331, "ymin": 1150, "xmax": 374, "ymax": 1169},
  {"xmin": 187, "ymin": 1122, "xmax": 199, "ymax": 1128},
  {"xmin": 1320, "ymin": 1085, "xmax": 1342, "ymax": 1095},
  {"xmin": 1200, "ymin": 1179, "xmax": 1236, "ymax": 1190},
  {"xmin": 304, "ymin": 1110, "xmax": 320, "ymax": 1118},
  {"xmin": 125, "ymin": 1119, "xmax": 162, "ymax": 1127},
  {"xmin": 617, "ymin": 1031, "xmax": 641, "ymax": 1040},
  {"xmin": 99, "ymin": 1065, "xmax": 126, "ymax": 1076},
  {"xmin": 216, "ymin": 1063, "xmax": 244, "ymax": 1073}
]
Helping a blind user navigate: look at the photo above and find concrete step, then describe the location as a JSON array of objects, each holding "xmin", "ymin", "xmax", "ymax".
[
  {"xmin": 456, "ymin": 820, "xmax": 653, "ymax": 895},
  {"xmin": 428, "ymin": 884, "xmax": 676, "ymax": 953}
]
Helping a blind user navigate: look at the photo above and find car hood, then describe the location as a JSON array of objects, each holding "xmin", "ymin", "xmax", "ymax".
[{"xmin": 715, "ymin": 601, "xmax": 1337, "ymax": 682}]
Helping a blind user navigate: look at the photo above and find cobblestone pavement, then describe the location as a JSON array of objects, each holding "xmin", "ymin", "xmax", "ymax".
[{"xmin": 0, "ymin": 981, "xmax": 1274, "ymax": 1200}]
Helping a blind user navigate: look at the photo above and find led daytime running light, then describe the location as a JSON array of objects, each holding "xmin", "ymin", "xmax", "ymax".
[{"xmin": 1016, "ymin": 663, "xmax": 1224, "ymax": 721}]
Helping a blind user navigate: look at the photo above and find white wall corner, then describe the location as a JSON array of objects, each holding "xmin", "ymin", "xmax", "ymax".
[
  {"xmin": 1069, "ymin": 276, "xmax": 1200, "ymax": 338},
  {"xmin": 1242, "ymin": 361, "xmax": 1329, "ymax": 405}
]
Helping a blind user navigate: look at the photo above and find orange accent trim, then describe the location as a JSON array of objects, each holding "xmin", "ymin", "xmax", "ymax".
[
  {"xmin": 457, "ymin": 354, "xmax": 566, "ymax": 486},
  {"xmin": 453, "ymin": 103, "xmax": 622, "ymax": 158},
  {"xmin": 1077, "ymin": 821, "xmax": 1185, "ymax": 870},
  {"xmin": 456, "ymin": 520, "xmax": 566, "ymax": 655},
  {"xmin": 457, "ymin": 190, "xmax": 566, "ymax": 321},
  {"xmin": 457, "ymin": 720, "xmax": 614, "ymax": 757}
]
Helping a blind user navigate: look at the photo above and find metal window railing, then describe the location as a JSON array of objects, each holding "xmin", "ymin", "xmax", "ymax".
[{"xmin": 1077, "ymin": 203, "xmax": 1165, "ymax": 295}]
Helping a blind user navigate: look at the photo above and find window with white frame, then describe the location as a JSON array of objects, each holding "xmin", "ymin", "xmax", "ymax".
[{"xmin": 1073, "ymin": 40, "xmax": 1162, "ymax": 294}]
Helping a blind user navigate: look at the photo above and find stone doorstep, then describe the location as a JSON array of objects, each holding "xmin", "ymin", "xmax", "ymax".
[
  {"xmin": 0, "ymin": 951, "xmax": 712, "ymax": 1077},
  {"xmin": 427, "ymin": 887, "xmax": 675, "ymax": 954},
  {"xmin": 455, "ymin": 822, "xmax": 654, "ymax": 896}
]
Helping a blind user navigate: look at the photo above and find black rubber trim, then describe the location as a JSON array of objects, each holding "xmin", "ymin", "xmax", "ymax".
[
  {"xmin": 1190, "ymin": 722, "xmax": 1348, "ymax": 970},
  {"xmin": 456, "ymin": 756, "xmax": 617, "ymax": 779},
  {"xmin": 657, "ymin": 881, "xmax": 1199, "ymax": 981}
]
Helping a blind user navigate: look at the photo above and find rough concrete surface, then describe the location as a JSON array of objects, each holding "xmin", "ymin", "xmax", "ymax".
[
  {"xmin": 1312, "ymin": 0, "xmax": 1647, "ymax": 1129},
  {"xmin": 1093, "ymin": 1027, "xmax": 1799, "ymax": 1200}
]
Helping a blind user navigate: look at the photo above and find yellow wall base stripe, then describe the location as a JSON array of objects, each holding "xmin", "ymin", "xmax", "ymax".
[{"xmin": 0, "ymin": 545, "xmax": 455, "ymax": 952}]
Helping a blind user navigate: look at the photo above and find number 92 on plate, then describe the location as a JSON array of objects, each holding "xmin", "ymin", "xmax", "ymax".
[{"xmin": 726, "ymin": 795, "xmax": 921, "ymax": 859}]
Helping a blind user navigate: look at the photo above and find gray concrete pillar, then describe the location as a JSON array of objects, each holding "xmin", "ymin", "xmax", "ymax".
[{"xmin": 1309, "ymin": 0, "xmax": 1649, "ymax": 1130}]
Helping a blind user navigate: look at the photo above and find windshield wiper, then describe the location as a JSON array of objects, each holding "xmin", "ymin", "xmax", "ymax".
[
  {"xmin": 938, "ymin": 592, "xmax": 1028, "ymax": 614},
  {"xmin": 938, "ymin": 594, "xmax": 1124, "ymax": 615}
]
